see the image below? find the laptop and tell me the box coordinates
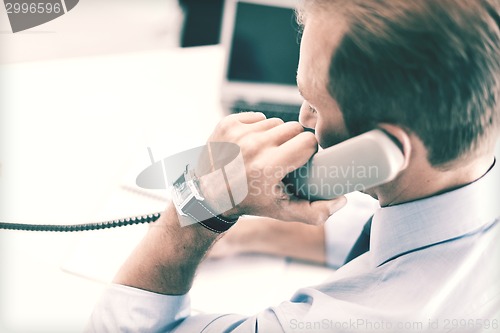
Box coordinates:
[220,0,303,121]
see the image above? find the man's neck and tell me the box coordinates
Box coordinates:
[374,154,495,207]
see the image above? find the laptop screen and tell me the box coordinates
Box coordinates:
[227,2,301,86]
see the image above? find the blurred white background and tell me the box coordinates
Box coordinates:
[0,0,183,63]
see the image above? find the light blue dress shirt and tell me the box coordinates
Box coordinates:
[87,161,500,332]
[324,191,380,268]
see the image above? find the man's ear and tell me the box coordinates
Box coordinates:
[377,123,412,171]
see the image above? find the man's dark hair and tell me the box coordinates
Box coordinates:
[300,0,500,167]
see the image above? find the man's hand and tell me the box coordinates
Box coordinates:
[201,112,346,225]
[113,113,346,296]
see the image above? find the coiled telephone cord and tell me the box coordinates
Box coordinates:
[0,212,162,232]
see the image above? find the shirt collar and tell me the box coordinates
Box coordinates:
[370,159,500,267]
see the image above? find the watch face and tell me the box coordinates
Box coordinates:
[173,173,186,187]
[176,181,192,203]
[172,168,204,215]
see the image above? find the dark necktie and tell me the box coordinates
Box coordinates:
[343,216,373,265]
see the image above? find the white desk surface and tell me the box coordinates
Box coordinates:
[0,46,334,332]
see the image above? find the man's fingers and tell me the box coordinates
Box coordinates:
[282,196,347,225]
[248,117,285,131]
[232,112,267,124]
[209,112,267,142]
[274,131,318,171]
[265,121,305,145]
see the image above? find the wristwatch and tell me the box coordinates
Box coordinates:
[172,165,238,233]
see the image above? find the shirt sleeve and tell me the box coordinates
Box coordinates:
[85,284,191,333]
[324,192,379,268]
[86,283,285,333]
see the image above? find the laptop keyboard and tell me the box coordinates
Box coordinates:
[231,101,301,122]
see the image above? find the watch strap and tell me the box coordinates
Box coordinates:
[183,198,238,233]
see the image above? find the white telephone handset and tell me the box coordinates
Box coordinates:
[284,129,405,200]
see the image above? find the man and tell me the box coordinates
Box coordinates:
[88,0,500,331]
